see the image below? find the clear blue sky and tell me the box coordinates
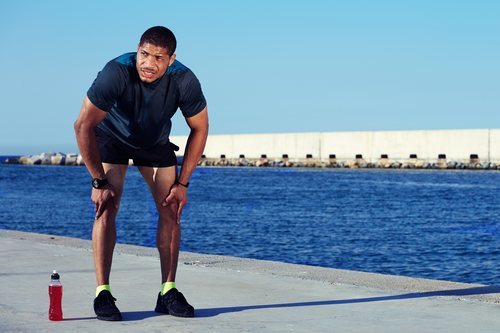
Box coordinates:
[0,0,499,154]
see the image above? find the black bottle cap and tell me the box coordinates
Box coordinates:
[51,270,60,280]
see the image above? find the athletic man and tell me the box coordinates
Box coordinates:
[74,26,208,320]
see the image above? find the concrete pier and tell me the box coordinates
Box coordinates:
[1,229,500,333]
[171,128,500,164]
[5,128,500,169]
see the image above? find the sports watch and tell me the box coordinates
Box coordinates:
[92,178,109,189]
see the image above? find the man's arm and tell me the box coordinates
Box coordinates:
[74,96,117,217]
[164,107,209,223]
[179,106,209,185]
[74,96,108,178]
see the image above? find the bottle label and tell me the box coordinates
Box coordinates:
[48,285,63,321]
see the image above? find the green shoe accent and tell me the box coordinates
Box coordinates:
[161,282,176,296]
[96,284,111,297]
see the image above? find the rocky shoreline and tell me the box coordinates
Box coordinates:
[198,154,496,170]
[3,152,498,170]
[4,152,83,166]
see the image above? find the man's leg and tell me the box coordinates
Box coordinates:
[92,163,127,287]
[92,163,127,321]
[138,166,179,282]
[139,165,194,317]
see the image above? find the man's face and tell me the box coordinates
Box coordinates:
[136,42,175,83]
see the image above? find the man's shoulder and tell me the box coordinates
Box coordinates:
[95,53,135,83]
[168,60,194,77]
[112,52,136,68]
[167,60,199,87]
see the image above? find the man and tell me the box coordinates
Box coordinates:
[74,26,208,321]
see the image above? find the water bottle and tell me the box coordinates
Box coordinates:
[48,270,63,321]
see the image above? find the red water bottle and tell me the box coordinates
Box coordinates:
[48,270,63,321]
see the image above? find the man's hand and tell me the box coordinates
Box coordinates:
[163,184,188,224]
[91,185,118,219]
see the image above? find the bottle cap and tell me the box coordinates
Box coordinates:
[51,270,60,280]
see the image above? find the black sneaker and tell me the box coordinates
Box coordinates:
[93,290,122,321]
[155,288,194,317]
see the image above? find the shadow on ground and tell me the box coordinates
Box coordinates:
[195,286,500,317]
[122,311,161,321]
[60,286,500,321]
[64,311,161,322]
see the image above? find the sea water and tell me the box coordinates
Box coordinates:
[1,163,500,285]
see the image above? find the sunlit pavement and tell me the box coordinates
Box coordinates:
[1,229,499,333]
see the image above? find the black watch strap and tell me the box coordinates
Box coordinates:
[175,180,189,188]
[92,178,109,189]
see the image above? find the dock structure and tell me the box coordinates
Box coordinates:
[1,229,499,333]
[5,129,500,169]
[172,128,500,166]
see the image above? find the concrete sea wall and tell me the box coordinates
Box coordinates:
[5,129,500,169]
[171,129,500,165]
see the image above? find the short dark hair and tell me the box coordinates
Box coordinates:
[139,26,177,56]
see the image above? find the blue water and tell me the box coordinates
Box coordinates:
[1,164,500,285]
[0,155,19,163]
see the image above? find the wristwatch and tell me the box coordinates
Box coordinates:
[92,178,109,189]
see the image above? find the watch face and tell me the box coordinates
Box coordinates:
[92,178,108,189]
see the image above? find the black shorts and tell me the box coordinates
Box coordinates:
[95,128,178,167]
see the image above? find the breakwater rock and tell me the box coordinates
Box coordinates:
[4,152,83,166]
[197,154,500,170]
[4,152,499,170]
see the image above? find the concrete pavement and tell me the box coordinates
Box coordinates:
[1,229,500,333]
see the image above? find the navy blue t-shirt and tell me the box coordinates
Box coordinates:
[87,53,206,149]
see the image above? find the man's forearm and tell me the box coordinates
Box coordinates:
[178,127,208,184]
[75,125,106,179]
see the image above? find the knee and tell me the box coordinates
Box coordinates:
[93,208,117,228]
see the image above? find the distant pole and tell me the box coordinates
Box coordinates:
[488,128,491,163]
